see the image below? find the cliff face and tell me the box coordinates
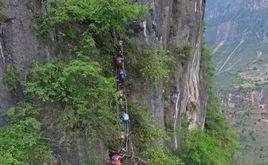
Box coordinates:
[134,0,207,150]
[0,0,207,163]
[0,0,54,125]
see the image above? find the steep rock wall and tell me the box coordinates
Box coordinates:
[0,0,207,163]
[0,0,54,125]
[133,0,207,150]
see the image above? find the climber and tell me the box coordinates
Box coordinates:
[118,95,125,106]
[118,38,124,46]
[119,131,129,140]
[119,88,125,98]
[115,53,124,68]
[118,81,124,89]
[119,70,127,81]
[120,111,129,129]
[111,153,122,165]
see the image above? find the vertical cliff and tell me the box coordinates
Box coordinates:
[132,0,207,150]
[0,0,54,125]
[0,0,208,164]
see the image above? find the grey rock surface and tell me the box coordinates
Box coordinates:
[0,0,53,113]
[134,0,207,150]
[0,0,207,163]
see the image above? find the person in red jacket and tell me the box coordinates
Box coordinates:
[111,153,123,165]
[115,52,124,69]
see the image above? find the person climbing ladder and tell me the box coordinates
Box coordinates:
[109,37,129,165]
[120,111,129,129]
[115,53,124,69]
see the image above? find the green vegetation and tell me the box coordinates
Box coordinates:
[0,0,147,163]
[0,1,8,25]
[26,59,115,108]
[126,39,175,90]
[140,45,174,85]
[179,92,239,165]
[47,0,147,34]
[3,68,20,92]
[215,72,246,89]
[38,0,146,60]
[26,59,121,148]
[129,104,183,164]
[0,106,52,164]
[201,43,215,85]
[0,117,52,164]
[0,0,240,164]
[176,46,193,60]
[176,41,240,165]
[129,104,166,149]
[143,147,183,165]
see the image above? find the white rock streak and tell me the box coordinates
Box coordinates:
[217,39,244,73]
[174,92,180,150]
[0,42,5,66]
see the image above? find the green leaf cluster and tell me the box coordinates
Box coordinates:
[25,59,121,149]
[141,45,175,85]
[126,39,175,89]
[180,92,239,165]
[178,42,239,165]
[0,116,52,164]
[201,43,215,85]
[47,0,147,34]
[38,0,147,58]
[181,130,225,165]
[143,147,183,165]
[3,68,20,91]
[26,59,115,111]
[176,46,193,60]
[129,104,162,148]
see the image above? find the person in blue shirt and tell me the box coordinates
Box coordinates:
[120,111,129,129]
[119,70,127,81]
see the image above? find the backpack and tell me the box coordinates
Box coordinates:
[120,71,127,80]
[112,155,120,164]
[123,113,129,121]
[116,56,122,64]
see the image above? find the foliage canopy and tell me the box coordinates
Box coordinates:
[0,116,52,164]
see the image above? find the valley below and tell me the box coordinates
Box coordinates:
[206,0,268,164]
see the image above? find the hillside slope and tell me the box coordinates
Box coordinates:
[219,89,268,164]
[206,0,268,89]
[206,0,268,164]
[0,0,239,164]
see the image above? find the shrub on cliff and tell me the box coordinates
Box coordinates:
[2,68,20,92]
[0,115,52,164]
[125,38,175,90]
[143,147,183,165]
[38,0,147,59]
[180,91,239,165]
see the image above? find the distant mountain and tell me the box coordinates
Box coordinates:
[206,0,268,89]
